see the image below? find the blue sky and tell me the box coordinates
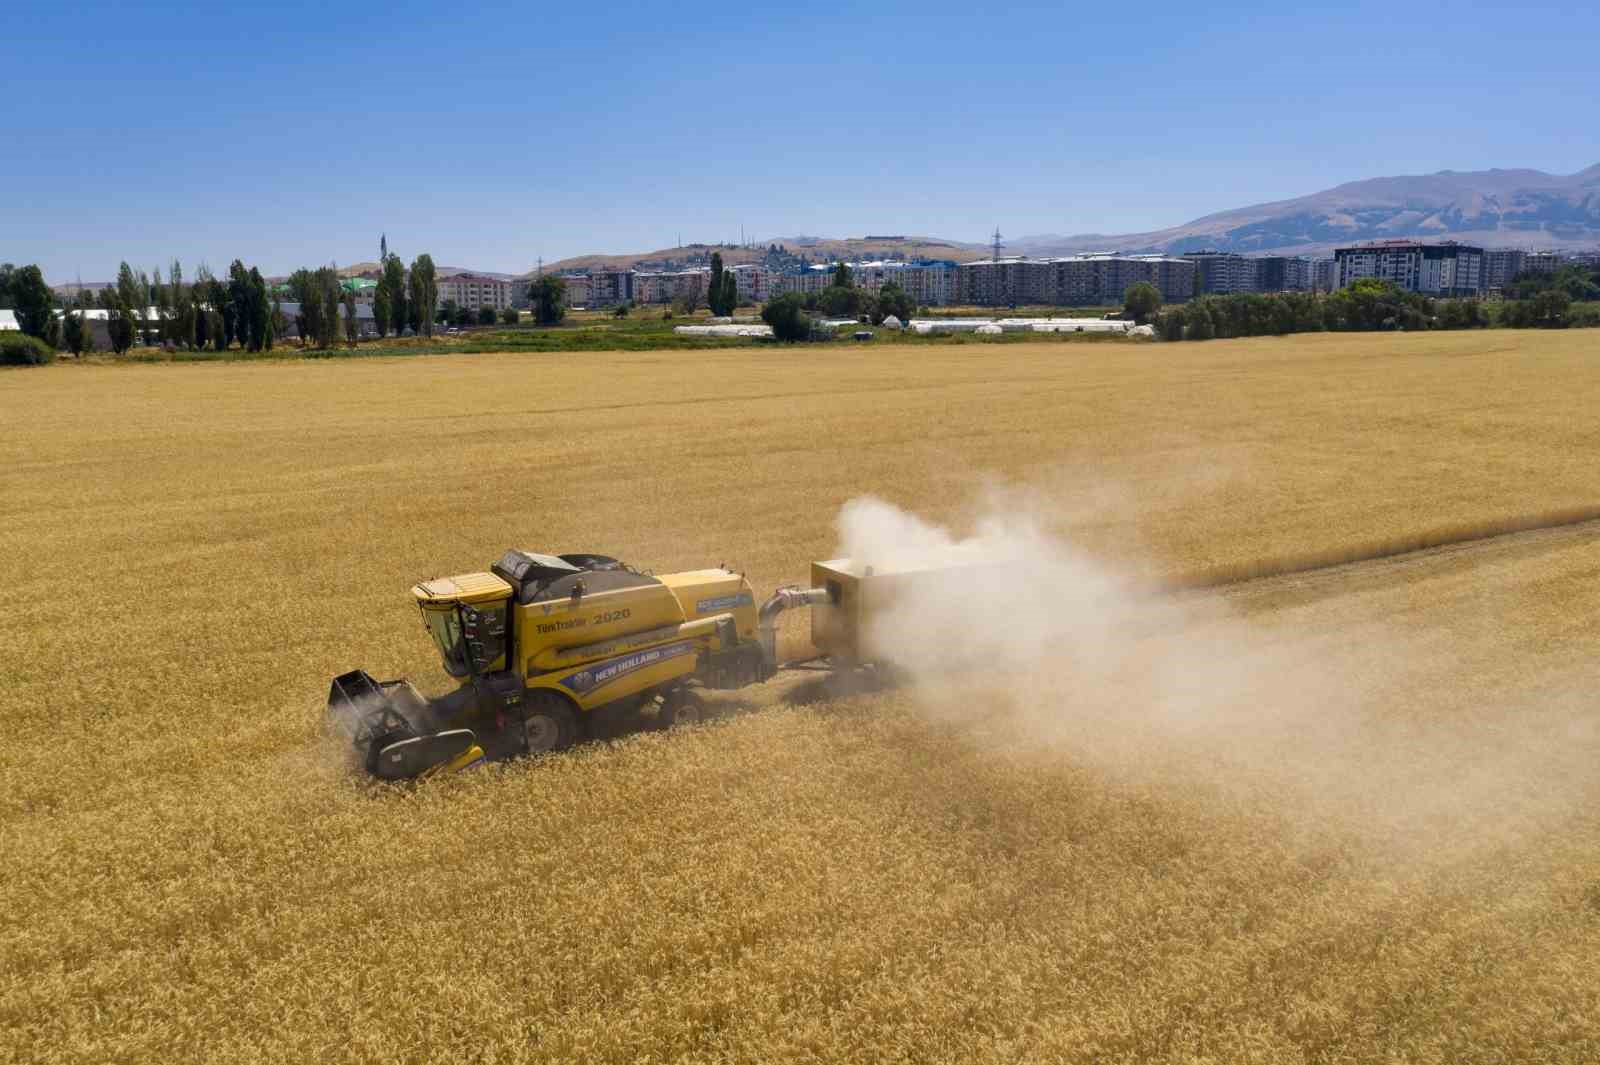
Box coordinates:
[4,0,1597,281]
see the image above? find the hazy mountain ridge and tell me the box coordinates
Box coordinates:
[1011,165,1600,256]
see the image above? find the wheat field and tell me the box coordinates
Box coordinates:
[4,330,1600,1063]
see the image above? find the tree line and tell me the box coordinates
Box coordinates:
[759,263,917,341]
[1154,278,1597,341]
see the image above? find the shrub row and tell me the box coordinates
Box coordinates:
[1,334,55,365]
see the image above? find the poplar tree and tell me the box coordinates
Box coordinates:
[409,254,437,337]
[383,253,407,335]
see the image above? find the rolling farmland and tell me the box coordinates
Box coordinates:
[5,331,1600,1062]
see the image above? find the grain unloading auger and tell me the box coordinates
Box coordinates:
[329,549,885,780]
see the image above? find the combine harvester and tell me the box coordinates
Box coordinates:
[328,549,920,780]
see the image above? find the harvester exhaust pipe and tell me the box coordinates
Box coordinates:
[757,586,831,672]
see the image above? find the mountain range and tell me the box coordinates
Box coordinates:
[1008,164,1600,258]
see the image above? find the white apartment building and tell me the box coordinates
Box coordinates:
[436,273,513,311]
[634,269,710,304]
[1333,241,1484,297]
[559,275,592,307]
[730,264,771,304]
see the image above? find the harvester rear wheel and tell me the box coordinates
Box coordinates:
[522,692,577,754]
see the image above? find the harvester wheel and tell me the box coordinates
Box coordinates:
[661,688,706,728]
[521,693,577,754]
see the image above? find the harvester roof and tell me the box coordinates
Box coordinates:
[412,571,513,605]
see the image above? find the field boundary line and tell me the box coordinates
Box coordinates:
[1167,504,1600,591]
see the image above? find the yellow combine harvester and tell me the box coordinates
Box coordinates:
[330,549,870,780]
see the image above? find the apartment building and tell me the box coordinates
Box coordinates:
[1180,251,1259,294]
[1333,241,1484,297]
[765,261,958,306]
[1312,258,1337,292]
[730,264,771,304]
[558,274,591,307]
[436,272,513,311]
[1062,255,1196,305]
[958,255,1194,307]
[957,258,1057,306]
[634,269,710,304]
[1484,249,1525,290]
[586,269,634,307]
[1521,252,1563,275]
[895,261,959,306]
[1252,256,1315,292]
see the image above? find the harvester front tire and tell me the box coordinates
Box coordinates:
[522,693,577,755]
[661,688,706,729]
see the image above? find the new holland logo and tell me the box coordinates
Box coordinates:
[560,641,697,695]
[695,591,754,614]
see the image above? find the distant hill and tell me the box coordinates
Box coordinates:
[339,261,509,279]
[1011,164,1600,257]
[527,235,988,278]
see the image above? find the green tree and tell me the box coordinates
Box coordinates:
[1123,282,1162,324]
[706,254,739,316]
[116,261,144,321]
[108,302,137,354]
[1530,287,1572,326]
[478,305,498,326]
[1186,299,1216,340]
[62,305,90,355]
[167,260,196,349]
[227,261,252,348]
[0,263,15,308]
[761,293,813,341]
[343,289,360,345]
[874,281,913,324]
[832,261,851,289]
[500,307,519,326]
[534,275,567,325]
[708,253,728,315]
[372,281,391,337]
[246,267,271,351]
[408,254,437,337]
[381,253,407,335]
[9,265,54,338]
[818,284,862,318]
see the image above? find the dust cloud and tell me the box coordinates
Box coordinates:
[831,491,1599,858]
